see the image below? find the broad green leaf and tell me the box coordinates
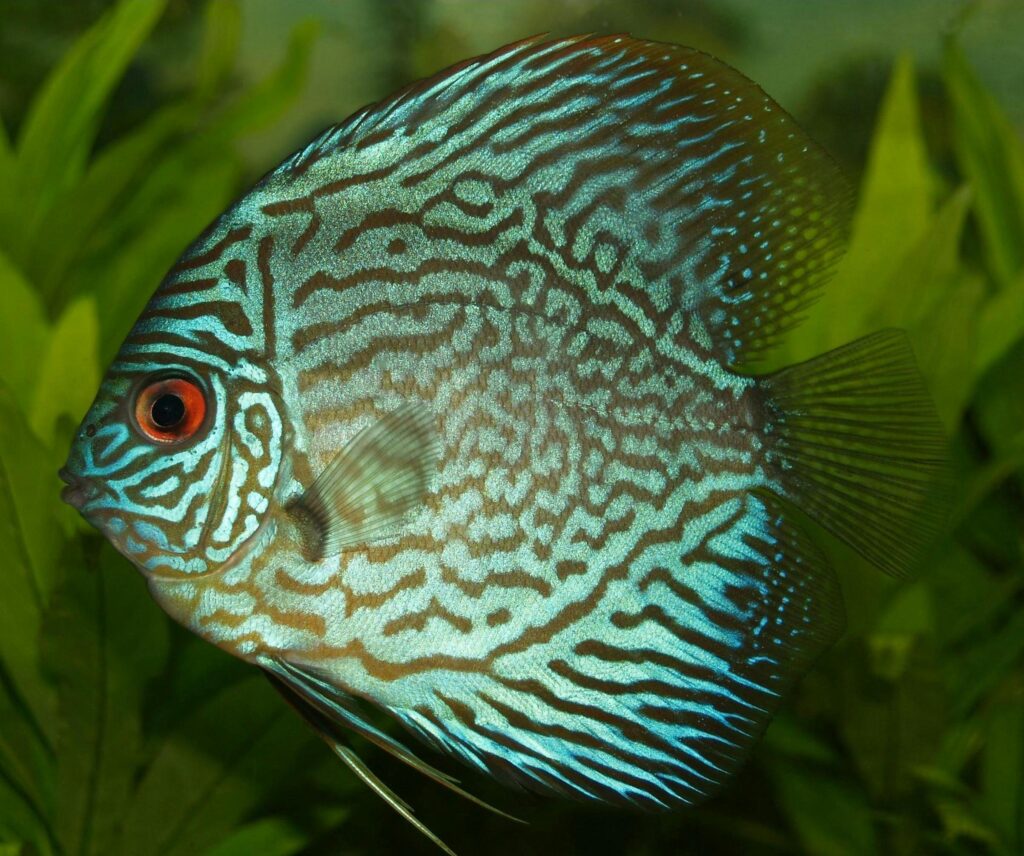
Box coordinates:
[27,5,308,310]
[0,112,11,167]
[841,638,945,800]
[932,795,1004,851]
[202,805,347,856]
[184,18,319,147]
[978,684,1024,854]
[770,763,876,856]
[27,105,195,306]
[29,297,100,448]
[876,581,934,637]
[202,816,315,856]
[197,0,243,102]
[945,42,1024,288]
[957,429,1024,524]
[87,20,315,354]
[120,677,318,856]
[0,252,49,412]
[0,387,62,736]
[974,269,1024,378]
[0,410,56,844]
[0,670,53,856]
[930,547,1018,648]
[762,713,839,765]
[0,113,13,215]
[974,342,1024,460]
[143,634,250,755]
[44,544,169,856]
[890,185,972,328]
[911,270,985,429]
[94,157,242,355]
[13,0,167,251]
[947,609,1024,718]
[0,771,54,856]
[794,55,935,360]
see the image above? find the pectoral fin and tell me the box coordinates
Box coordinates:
[288,403,440,561]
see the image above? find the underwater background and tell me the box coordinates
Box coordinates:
[0,1,1022,854]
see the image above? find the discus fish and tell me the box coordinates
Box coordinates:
[60,35,947,853]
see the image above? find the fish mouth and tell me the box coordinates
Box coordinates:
[58,466,91,510]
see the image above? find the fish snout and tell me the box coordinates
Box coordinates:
[58,466,94,510]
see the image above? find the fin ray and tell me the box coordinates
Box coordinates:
[331,742,458,856]
[761,329,950,576]
[287,403,440,560]
[264,658,521,822]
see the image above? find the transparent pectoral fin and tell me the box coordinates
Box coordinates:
[287,403,441,560]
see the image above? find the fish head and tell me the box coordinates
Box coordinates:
[60,276,290,579]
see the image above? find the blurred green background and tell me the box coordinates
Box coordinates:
[1,1,1023,854]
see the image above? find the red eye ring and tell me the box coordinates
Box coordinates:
[134,377,207,444]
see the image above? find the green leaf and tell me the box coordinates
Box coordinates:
[841,636,946,800]
[947,609,1024,719]
[932,795,1004,851]
[86,19,315,354]
[930,547,1018,649]
[12,0,168,252]
[978,683,1024,854]
[27,105,195,306]
[762,713,840,765]
[974,342,1024,461]
[911,270,985,429]
[0,387,63,735]
[44,544,169,856]
[880,184,972,332]
[29,297,100,448]
[0,769,53,856]
[770,763,877,856]
[0,252,49,413]
[962,432,1024,529]
[201,817,312,856]
[876,581,934,637]
[793,55,935,360]
[192,17,319,148]
[975,269,1024,379]
[945,42,1024,287]
[189,18,319,145]
[119,677,318,856]
[0,670,54,856]
[196,0,243,102]
[93,157,242,355]
[0,112,13,218]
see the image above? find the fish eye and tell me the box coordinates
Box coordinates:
[133,376,207,444]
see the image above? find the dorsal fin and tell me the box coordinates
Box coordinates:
[274,34,852,367]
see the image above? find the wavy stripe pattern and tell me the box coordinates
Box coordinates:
[70,35,848,806]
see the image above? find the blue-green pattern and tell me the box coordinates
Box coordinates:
[62,34,946,823]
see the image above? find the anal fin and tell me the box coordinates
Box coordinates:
[263,657,521,855]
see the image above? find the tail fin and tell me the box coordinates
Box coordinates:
[760,330,950,576]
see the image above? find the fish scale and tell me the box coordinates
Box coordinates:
[63,33,948,852]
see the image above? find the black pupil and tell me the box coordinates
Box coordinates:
[151,393,185,429]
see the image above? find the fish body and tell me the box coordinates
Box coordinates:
[62,35,946,835]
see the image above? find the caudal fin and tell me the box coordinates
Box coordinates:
[760,330,950,576]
